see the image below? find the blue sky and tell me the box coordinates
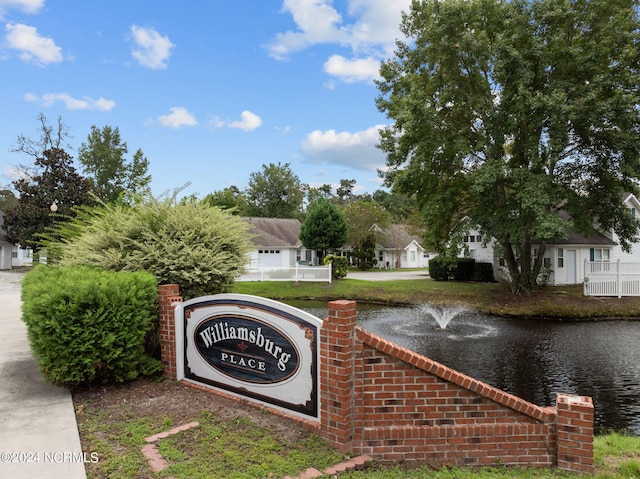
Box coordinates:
[0,0,412,198]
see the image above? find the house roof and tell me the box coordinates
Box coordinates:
[534,211,617,246]
[241,217,302,248]
[547,229,617,246]
[377,224,425,250]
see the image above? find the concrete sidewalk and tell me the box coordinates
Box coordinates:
[0,271,86,479]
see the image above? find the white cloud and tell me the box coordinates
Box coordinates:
[130,25,174,69]
[0,0,43,17]
[156,107,197,128]
[209,110,263,132]
[323,54,380,83]
[5,22,63,65]
[267,0,350,61]
[24,92,115,111]
[229,110,262,132]
[268,0,410,83]
[301,124,387,171]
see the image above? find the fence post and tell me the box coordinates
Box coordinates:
[583,259,588,296]
[617,258,621,298]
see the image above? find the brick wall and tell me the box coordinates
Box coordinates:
[158,289,594,474]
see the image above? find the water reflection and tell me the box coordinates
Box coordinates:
[290,301,640,435]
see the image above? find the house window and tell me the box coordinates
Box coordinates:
[469,235,475,242]
[543,257,551,268]
[476,235,483,242]
[591,248,610,262]
[557,248,564,268]
[463,235,469,242]
[410,251,416,261]
[296,249,301,262]
[378,250,384,262]
[590,248,611,272]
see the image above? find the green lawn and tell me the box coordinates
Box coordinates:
[231,273,640,319]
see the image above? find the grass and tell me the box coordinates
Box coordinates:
[155,412,343,479]
[231,272,640,319]
[76,395,346,479]
[76,401,640,479]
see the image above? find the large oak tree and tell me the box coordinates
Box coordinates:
[376,0,640,293]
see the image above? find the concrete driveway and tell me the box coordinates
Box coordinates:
[346,270,430,281]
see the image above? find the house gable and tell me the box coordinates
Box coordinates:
[242,217,302,248]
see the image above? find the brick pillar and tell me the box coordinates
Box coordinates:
[556,393,594,474]
[320,300,357,451]
[158,284,182,380]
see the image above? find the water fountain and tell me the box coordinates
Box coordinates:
[418,304,470,330]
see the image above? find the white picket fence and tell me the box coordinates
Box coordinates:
[238,264,332,283]
[583,259,640,297]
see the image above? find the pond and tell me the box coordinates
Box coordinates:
[289,301,640,435]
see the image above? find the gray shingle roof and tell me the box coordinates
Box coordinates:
[242,217,302,248]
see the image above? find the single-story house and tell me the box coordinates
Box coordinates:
[462,193,640,285]
[242,217,431,270]
[242,217,319,268]
[370,224,431,269]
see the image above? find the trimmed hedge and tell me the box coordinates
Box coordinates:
[428,256,453,281]
[21,265,162,387]
[453,258,476,281]
[429,257,495,282]
[473,262,495,282]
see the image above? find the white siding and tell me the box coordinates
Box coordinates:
[462,229,496,264]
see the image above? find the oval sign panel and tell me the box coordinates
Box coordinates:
[181,294,321,419]
[194,314,300,384]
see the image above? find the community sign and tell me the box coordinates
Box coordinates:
[178,294,321,419]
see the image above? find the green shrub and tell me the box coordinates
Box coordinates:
[454,258,476,281]
[21,265,162,387]
[323,254,348,280]
[428,256,453,281]
[45,193,253,300]
[473,262,495,282]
